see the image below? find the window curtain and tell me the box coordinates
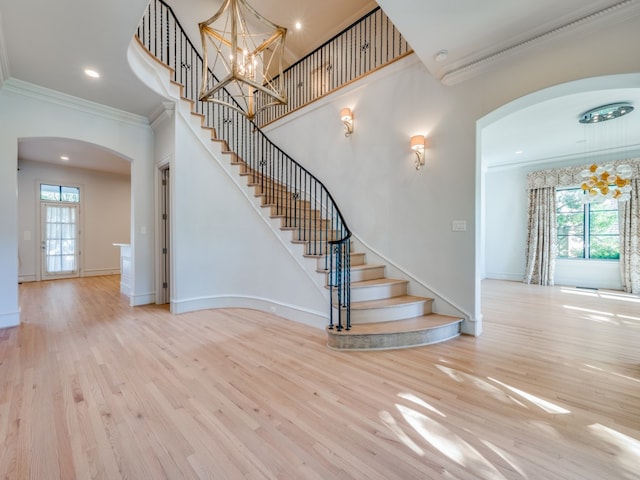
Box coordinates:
[524,186,557,285]
[526,159,640,288]
[619,178,640,293]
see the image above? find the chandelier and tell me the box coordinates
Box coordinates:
[580,163,632,202]
[579,103,634,124]
[199,0,287,120]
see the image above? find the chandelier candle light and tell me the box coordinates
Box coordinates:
[580,163,633,202]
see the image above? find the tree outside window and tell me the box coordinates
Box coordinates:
[556,188,619,259]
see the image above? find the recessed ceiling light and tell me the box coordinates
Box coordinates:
[295,21,302,30]
[515,150,523,155]
[84,69,100,78]
[60,156,69,161]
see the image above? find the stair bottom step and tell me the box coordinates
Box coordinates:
[326,314,462,351]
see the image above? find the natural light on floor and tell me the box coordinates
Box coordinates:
[435,365,526,407]
[583,364,640,383]
[487,378,571,414]
[378,355,638,479]
[395,403,508,480]
[560,288,640,303]
[588,423,640,471]
[562,303,640,326]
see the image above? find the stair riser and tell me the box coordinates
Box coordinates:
[281,221,332,231]
[334,282,407,303]
[268,205,319,216]
[340,301,433,324]
[335,266,385,283]
[327,322,462,350]
[253,186,290,197]
[292,230,342,242]
[314,252,365,269]
[262,198,312,210]
[303,243,333,256]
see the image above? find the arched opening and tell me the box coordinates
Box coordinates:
[477,73,640,314]
[17,137,132,294]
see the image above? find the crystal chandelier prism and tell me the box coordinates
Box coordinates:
[199,0,287,120]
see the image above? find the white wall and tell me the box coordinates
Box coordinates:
[0,81,156,327]
[263,13,640,334]
[17,160,130,282]
[266,57,477,326]
[131,41,329,328]
[170,114,329,325]
[484,167,529,281]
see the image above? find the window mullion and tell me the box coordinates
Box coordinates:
[584,203,590,259]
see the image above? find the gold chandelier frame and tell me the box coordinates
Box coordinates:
[199,0,287,120]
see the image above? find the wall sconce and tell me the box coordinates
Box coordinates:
[410,134,426,170]
[340,108,354,137]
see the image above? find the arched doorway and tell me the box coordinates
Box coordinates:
[17,137,132,287]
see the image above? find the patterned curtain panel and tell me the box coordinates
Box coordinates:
[619,178,640,293]
[524,187,557,285]
[526,159,639,189]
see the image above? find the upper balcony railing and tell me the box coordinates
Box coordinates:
[254,7,412,127]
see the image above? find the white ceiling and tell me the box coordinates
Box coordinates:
[18,138,132,176]
[482,87,640,169]
[1,0,640,175]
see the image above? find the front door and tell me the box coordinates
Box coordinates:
[41,203,80,280]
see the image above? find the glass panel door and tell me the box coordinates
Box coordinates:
[41,203,80,279]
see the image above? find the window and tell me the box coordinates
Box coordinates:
[40,184,80,203]
[556,188,619,259]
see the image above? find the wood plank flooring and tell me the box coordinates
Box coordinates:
[1,276,639,479]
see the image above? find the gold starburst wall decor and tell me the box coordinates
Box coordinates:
[199,0,287,120]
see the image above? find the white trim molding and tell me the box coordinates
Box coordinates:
[0,309,20,329]
[130,291,155,306]
[171,295,328,330]
[441,0,640,86]
[2,78,149,127]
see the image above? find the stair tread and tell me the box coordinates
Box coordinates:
[350,295,432,310]
[325,277,406,289]
[317,263,384,273]
[327,314,462,335]
[350,278,407,288]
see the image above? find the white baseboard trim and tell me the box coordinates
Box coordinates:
[83,268,120,277]
[171,295,328,330]
[485,272,524,282]
[130,292,155,306]
[18,270,120,282]
[0,309,21,329]
[461,314,483,336]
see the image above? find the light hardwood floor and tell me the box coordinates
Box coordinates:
[1,276,639,479]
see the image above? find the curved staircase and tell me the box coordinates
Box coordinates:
[221,141,464,349]
[135,0,464,351]
[185,107,464,349]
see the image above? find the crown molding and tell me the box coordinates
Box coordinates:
[150,101,175,129]
[2,77,150,127]
[441,0,640,86]
[486,144,640,172]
